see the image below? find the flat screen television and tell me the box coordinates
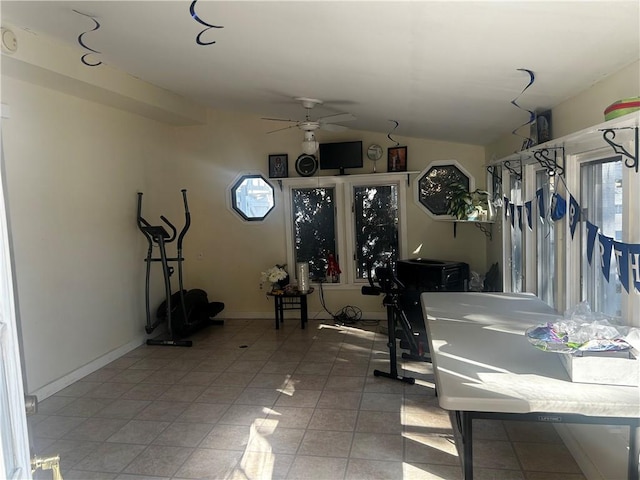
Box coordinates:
[319,140,363,175]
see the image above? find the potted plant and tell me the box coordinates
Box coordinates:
[447,183,492,221]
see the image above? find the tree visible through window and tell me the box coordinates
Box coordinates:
[292,187,336,281]
[354,185,399,279]
[288,176,405,285]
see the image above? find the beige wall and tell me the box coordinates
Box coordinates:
[2,75,170,393]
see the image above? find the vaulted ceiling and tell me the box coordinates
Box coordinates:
[2,1,639,145]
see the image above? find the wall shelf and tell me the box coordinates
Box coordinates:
[277,170,420,187]
[440,218,495,239]
[491,111,639,168]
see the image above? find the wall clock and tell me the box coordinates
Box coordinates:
[295,154,318,177]
[366,144,383,173]
[367,144,383,161]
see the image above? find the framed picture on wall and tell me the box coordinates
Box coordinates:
[268,154,288,178]
[387,146,407,172]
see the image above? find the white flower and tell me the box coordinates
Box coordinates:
[261,265,288,283]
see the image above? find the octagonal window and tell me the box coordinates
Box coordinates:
[414,161,475,218]
[231,174,275,221]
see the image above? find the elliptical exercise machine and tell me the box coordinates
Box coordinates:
[137,189,224,347]
[362,265,430,384]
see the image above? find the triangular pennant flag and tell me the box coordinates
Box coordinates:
[517,205,523,230]
[629,244,640,293]
[550,193,566,221]
[613,241,630,293]
[586,222,598,265]
[509,203,515,227]
[525,201,533,230]
[598,234,613,282]
[569,195,581,239]
[536,188,545,220]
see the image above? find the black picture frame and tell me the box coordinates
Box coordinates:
[387,146,407,172]
[268,154,288,178]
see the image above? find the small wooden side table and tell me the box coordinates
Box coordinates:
[267,287,314,330]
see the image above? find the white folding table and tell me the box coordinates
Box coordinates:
[421,291,640,480]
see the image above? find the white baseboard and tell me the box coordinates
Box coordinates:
[223,311,386,321]
[30,335,146,401]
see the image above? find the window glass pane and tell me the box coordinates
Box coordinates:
[354,185,399,280]
[510,177,523,292]
[580,158,622,316]
[231,175,274,221]
[417,165,470,216]
[292,187,336,281]
[536,172,555,307]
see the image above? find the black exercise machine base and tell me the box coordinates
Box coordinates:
[146,338,193,347]
[402,352,431,362]
[374,369,415,384]
[145,317,225,347]
[362,266,433,386]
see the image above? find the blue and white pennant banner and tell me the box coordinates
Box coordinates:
[504,188,640,293]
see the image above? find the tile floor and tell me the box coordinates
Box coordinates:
[30,317,586,480]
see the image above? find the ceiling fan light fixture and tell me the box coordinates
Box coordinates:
[301,131,318,154]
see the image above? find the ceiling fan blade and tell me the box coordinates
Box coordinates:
[266,125,298,134]
[318,113,356,124]
[262,117,299,123]
[320,124,349,132]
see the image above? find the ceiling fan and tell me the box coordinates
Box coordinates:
[263,97,356,154]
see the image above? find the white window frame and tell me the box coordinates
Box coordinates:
[413,160,475,219]
[522,163,538,296]
[565,144,640,324]
[226,171,276,223]
[501,170,525,293]
[282,173,409,288]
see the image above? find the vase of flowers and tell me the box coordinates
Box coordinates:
[261,264,289,291]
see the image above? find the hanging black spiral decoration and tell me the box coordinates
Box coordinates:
[510,68,536,150]
[189,0,224,46]
[73,10,102,67]
[387,120,400,146]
